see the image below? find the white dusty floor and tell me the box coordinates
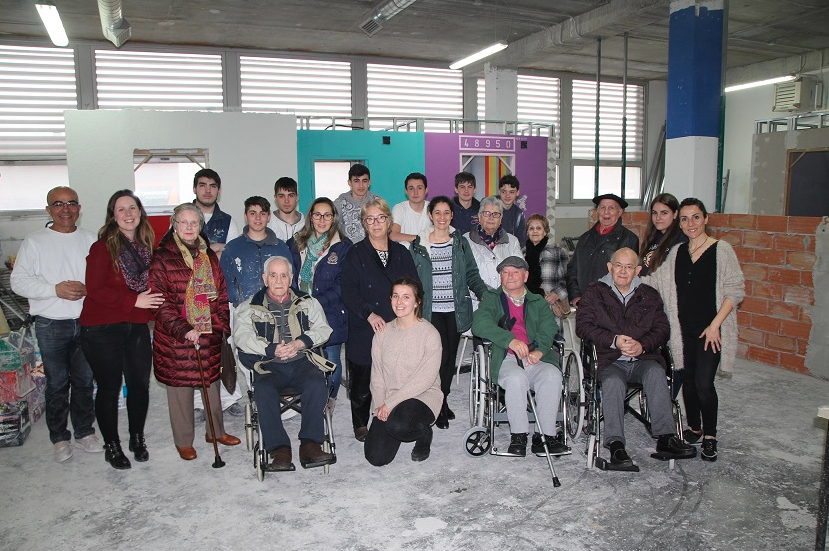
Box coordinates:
[1,358,827,551]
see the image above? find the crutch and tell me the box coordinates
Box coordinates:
[195,340,225,469]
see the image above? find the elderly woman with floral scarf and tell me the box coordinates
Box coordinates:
[149,203,239,461]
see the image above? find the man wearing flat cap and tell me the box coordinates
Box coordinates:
[472,256,570,458]
[566,193,639,307]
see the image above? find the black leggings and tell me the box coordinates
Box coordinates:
[364,399,435,466]
[81,322,152,443]
[430,311,460,399]
[681,331,721,437]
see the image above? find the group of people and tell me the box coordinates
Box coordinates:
[11,163,742,473]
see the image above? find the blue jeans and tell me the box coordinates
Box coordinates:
[326,344,343,400]
[35,317,96,444]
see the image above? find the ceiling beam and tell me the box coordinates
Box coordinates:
[463,0,670,73]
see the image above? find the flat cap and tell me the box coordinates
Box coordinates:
[496,255,529,272]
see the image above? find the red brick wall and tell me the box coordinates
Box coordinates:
[587,211,821,374]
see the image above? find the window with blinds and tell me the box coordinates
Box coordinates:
[367,64,462,132]
[240,56,352,130]
[0,44,77,159]
[94,50,223,110]
[517,75,560,138]
[572,79,643,161]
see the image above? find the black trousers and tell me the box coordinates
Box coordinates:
[364,398,435,466]
[348,360,372,430]
[81,322,152,443]
[681,331,721,437]
[430,311,460,399]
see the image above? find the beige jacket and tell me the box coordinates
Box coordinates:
[644,240,745,373]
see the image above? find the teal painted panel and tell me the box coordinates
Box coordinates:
[296,130,425,211]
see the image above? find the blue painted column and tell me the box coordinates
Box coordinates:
[664,0,725,209]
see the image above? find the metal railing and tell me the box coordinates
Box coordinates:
[296,116,554,136]
[755,111,829,134]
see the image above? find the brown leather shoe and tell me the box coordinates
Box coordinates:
[175,445,197,460]
[299,442,335,469]
[268,447,294,471]
[354,426,368,442]
[205,433,241,446]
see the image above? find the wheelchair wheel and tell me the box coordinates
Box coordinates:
[564,351,584,440]
[586,433,597,469]
[463,427,491,457]
[244,403,253,451]
[468,344,487,427]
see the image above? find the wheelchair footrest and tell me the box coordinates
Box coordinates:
[650,449,696,461]
[264,462,296,472]
[595,456,640,472]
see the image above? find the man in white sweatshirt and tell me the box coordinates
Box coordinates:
[11,186,102,463]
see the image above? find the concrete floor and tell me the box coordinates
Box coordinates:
[1,358,827,551]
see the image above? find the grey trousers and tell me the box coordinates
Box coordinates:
[166,381,225,448]
[599,359,675,447]
[497,354,562,436]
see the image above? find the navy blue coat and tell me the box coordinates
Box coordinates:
[340,238,419,366]
[287,235,352,347]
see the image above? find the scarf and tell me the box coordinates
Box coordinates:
[507,288,527,307]
[524,236,548,296]
[118,234,152,293]
[299,233,326,292]
[173,232,217,334]
[477,224,501,251]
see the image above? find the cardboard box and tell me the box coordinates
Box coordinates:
[0,401,31,447]
[0,332,35,401]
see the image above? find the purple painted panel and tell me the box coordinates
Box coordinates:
[423,133,550,221]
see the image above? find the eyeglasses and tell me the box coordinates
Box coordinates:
[311,212,333,221]
[480,211,502,219]
[364,215,388,225]
[50,200,79,209]
[612,262,636,271]
[176,220,200,229]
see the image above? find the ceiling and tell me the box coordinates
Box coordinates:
[1,0,829,81]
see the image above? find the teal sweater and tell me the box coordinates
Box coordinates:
[471,287,559,381]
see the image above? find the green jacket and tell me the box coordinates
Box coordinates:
[471,287,560,381]
[410,231,488,333]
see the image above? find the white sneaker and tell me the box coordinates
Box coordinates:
[54,441,73,462]
[75,433,104,453]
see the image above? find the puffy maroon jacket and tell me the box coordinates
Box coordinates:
[150,230,230,387]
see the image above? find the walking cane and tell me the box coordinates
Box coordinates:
[195,340,225,468]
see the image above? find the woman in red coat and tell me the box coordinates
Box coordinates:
[149,203,239,461]
[80,190,164,469]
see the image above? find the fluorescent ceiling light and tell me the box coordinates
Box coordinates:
[724,75,795,93]
[36,1,69,47]
[450,42,508,70]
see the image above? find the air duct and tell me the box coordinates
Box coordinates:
[358,0,419,37]
[97,0,131,48]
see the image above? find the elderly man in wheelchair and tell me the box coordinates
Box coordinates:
[471,256,570,458]
[234,256,336,472]
[576,247,694,470]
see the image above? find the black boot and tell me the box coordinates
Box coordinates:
[129,433,149,462]
[104,441,132,470]
[411,426,433,462]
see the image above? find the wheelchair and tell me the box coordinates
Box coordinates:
[578,341,685,472]
[243,361,336,481]
[463,338,578,487]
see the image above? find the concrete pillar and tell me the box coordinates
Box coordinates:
[664,0,725,209]
[483,63,517,134]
